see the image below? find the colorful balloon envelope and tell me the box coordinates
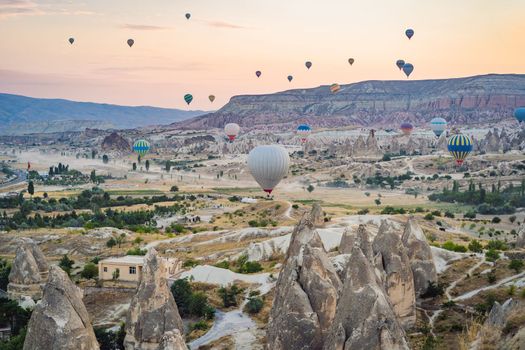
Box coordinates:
[209,95,215,103]
[296,124,312,143]
[248,145,290,195]
[514,107,525,123]
[287,75,293,82]
[448,134,473,166]
[430,117,447,137]
[330,83,341,94]
[184,94,193,105]
[224,123,240,142]
[127,39,134,47]
[255,71,262,78]
[348,58,355,65]
[68,37,74,45]
[305,61,312,69]
[400,122,414,135]
[396,59,405,70]
[405,29,414,39]
[402,63,414,78]
[133,139,150,156]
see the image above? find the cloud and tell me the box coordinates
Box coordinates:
[120,23,168,31]
[0,0,95,19]
[203,20,247,29]
[94,63,209,74]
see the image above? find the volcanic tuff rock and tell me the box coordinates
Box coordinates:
[159,331,187,350]
[173,74,525,131]
[266,205,342,350]
[23,266,99,350]
[7,240,48,300]
[372,221,416,329]
[124,248,186,350]
[323,245,409,350]
[515,223,525,248]
[101,132,131,152]
[401,218,438,297]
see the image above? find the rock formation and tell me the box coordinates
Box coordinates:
[7,240,48,300]
[372,221,416,329]
[101,132,131,152]
[401,217,437,297]
[23,266,99,350]
[515,223,525,248]
[323,245,409,350]
[486,299,520,328]
[159,331,187,350]
[266,205,342,350]
[124,248,186,350]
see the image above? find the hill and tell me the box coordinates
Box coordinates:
[0,93,207,135]
[171,74,525,130]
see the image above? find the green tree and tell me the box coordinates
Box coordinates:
[218,285,241,308]
[27,181,34,197]
[374,199,381,206]
[91,150,97,159]
[102,155,109,164]
[165,161,172,173]
[145,160,150,172]
[307,184,315,193]
[509,260,524,273]
[0,258,11,290]
[468,240,483,253]
[170,278,192,317]
[80,262,99,280]
[90,170,97,183]
[245,297,264,314]
[59,254,74,275]
[170,185,179,192]
[106,237,117,249]
[132,163,137,171]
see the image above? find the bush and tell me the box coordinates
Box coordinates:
[431,210,442,217]
[421,281,445,298]
[485,248,500,262]
[245,297,264,314]
[189,320,209,332]
[183,259,199,268]
[509,260,524,273]
[80,262,98,280]
[492,216,501,223]
[510,215,517,223]
[444,211,455,218]
[218,285,242,308]
[468,240,483,253]
[292,204,299,209]
[238,261,263,274]
[485,240,508,251]
[357,208,369,215]
[464,211,477,219]
[442,241,467,253]
[214,261,230,269]
[424,213,434,221]
[170,185,179,192]
[487,271,497,284]
[126,247,146,256]
[189,292,215,319]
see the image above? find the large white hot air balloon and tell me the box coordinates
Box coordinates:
[248,145,290,195]
[224,123,240,141]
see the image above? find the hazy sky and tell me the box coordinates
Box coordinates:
[1,0,524,110]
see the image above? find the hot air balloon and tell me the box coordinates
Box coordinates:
[405,29,414,39]
[224,123,240,142]
[402,63,414,78]
[430,117,447,137]
[255,71,262,78]
[185,13,191,20]
[514,107,525,123]
[68,37,74,45]
[348,58,355,65]
[287,75,293,82]
[133,139,150,157]
[330,83,341,94]
[396,59,405,70]
[400,122,414,135]
[184,94,193,105]
[296,124,311,143]
[447,134,473,166]
[305,61,312,69]
[248,145,290,195]
[209,95,215,103]
[127,39,134,47]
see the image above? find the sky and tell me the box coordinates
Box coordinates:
[1,0,524,110]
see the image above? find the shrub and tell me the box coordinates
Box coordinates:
[218,285,242,308]
[245,297,264,314]
[126,247,146,256]
[421,281,445,298]
[214,261,230,269]
[509,260,524,273]
[487,271,497,284]
[431,210,442,217]
[183,259,199,268]
[170,185,179,192]
[485,248,500,262]
[292,204,299,209]
[492,217,501,223]
[80,262,98,280]
[357,208,369,215]
[510,215,517,223]
[485,240,508,251]
[464,211,477,219]
[189,320,209,332]
[424,213,434,221]
[444,211,455,218]
[468,240,483,253]
[442,241,467,253]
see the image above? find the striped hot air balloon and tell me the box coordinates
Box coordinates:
[184,94,193,105]
[330,83,341,94]
[296,124,312,143]
[400,122,414,135]
[447,134,472,166]
[430,117,447,137]
[133,139,151,157]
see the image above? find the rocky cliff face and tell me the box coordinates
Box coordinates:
[372,221,416,329]
[124,249,186,350]
[101,132,131,152]
[323,245,409,350]
[23,266,100,350]
[401,218,438,297]
[172,74,525,131]
[266,205,342,350]
[7,240,48,300]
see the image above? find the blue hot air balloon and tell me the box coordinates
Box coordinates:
[430,117,447,137]
[448,134,472,166]
[296,124,312,143]
[405,29,414,39]
[133,139,151,157]
[514,107,525,123]
[396,59,405,70]
[402,63,414,78]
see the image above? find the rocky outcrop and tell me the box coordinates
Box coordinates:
[101,132,131,152]
[266,206,342,350]
[124,249,186,350]
[486,299,519,328]
[159,330,187,350]
[7,240,48,300]
[23,266,99,350]
[401,218,437,297]
[323,245,409,350]
[373,221,416,329]
[515,223,525,248]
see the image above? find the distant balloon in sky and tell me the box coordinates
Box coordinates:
[224,123,240,141]
[402,63,414,78]
[330,83,341,94]
[185,13,191,20]
[396,59,405,70]
[184,94,193,105]
[448,133,473,165]
[348,58,355,66]
[514,107,525,123]
[209,95,215,103]
[68,37,74,45]
[248,145,290,195]
[127,39,134,47]
[296,124,311,143]
[255,71,262,78]
[400,122,414,135]
[430,117,447,137]
[287,75,293,82]
[405,29,414,39]
[305,61,312,69]
[133,139,150,157]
